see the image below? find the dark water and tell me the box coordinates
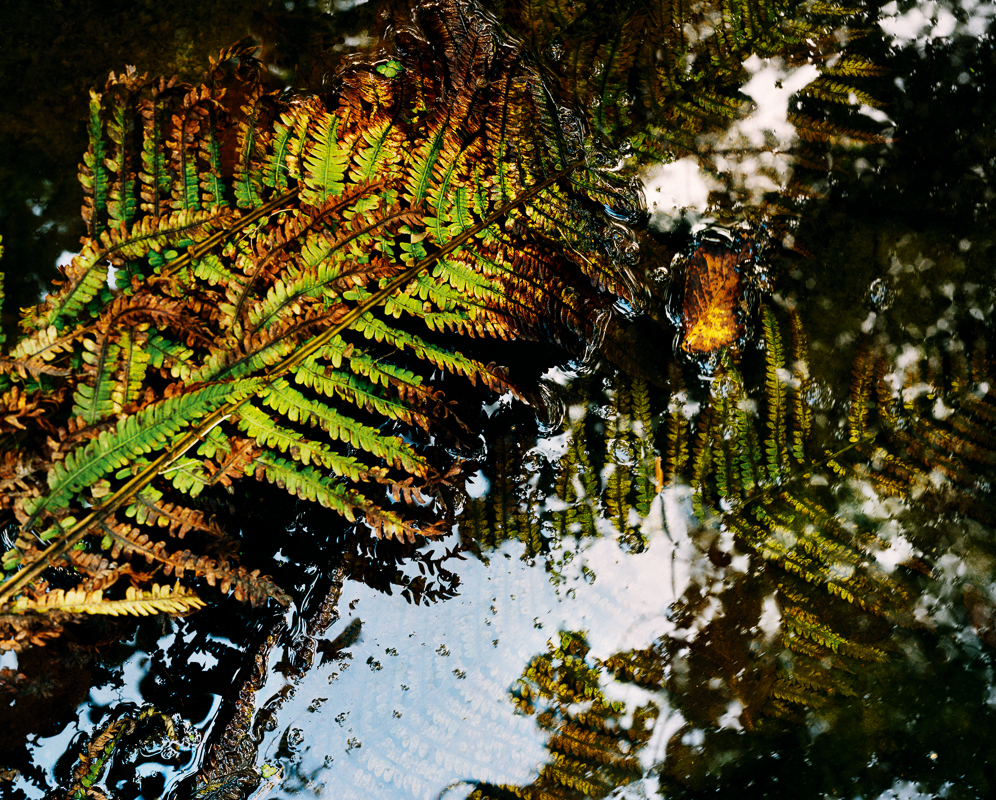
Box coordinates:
[3,1,996,798]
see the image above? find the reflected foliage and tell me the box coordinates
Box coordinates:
[471,630,654,800]
[498,0,884,156]
[459,371,658,558]
[459,298,996,790]
[64,706,186,800]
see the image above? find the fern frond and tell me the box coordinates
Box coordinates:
[138,81,174,217]
[550,409,598,542]
[168,87,206,212]
[262,103,305,194]
[80,89,111,237]
[788,309,812,464]
[100,520,287,605]
[292,358,433,430]
[761,306,788,479]
[111,325,151,411]
[603,384,635,538]
[664,363,690,479]
[9,582,205,617]
[105,92,140,228]
[821,55,888,78]
[23,379,261,527]
[848,342,875,441]
[349,111,404,184]
[233,80,269,209]
[26,206,235,333]
[802,78,882,108]
[71,334,120,424]
[252,452,423,542]
[691,404,716,520]
[301,109,351,204]
[126,488,228,539]
[257,378,427,476]
[351,312,511,394]
[782,605,887,661]
[236,402,376,481]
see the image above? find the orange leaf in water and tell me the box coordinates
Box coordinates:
[681,243,744,354]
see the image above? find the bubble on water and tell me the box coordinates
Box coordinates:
[868,277,895,310]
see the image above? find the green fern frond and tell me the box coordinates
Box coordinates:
[80,89,111,237]
[351,312,510,394]
[300,109,352,203]
[782,605,887,661]
[138,83,173,218]
[822,55,889,78]
[550,410,598,542]
[252,452,423,542]
[291,358,433,430]
[349,111,404,184]
[690,416,715,521]
[24,379,261,527]
[64,708,179,800]
[631,378,658,517]
[664,364,691,479]
[788,309,812,463]
[603,386,636,539]
[105,94,139,228]
[257,378,427,476]
[112,325,151,411]
[236,402,374,480]
[197,108,226,207]
[848,342,875,441]
[27,206,235,333]
[262,105,301,194]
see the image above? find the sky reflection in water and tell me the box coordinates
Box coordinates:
[259,485,741,799]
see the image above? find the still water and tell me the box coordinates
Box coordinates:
[3,0,996,798]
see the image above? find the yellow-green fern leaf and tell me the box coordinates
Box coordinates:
[761,306,788,479]
[10,582,205,617]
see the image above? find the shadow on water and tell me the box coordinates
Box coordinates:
[3,0,996,798]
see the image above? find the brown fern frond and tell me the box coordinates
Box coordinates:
[100,521,288,606]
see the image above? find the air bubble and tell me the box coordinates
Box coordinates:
[868,277,895,310]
